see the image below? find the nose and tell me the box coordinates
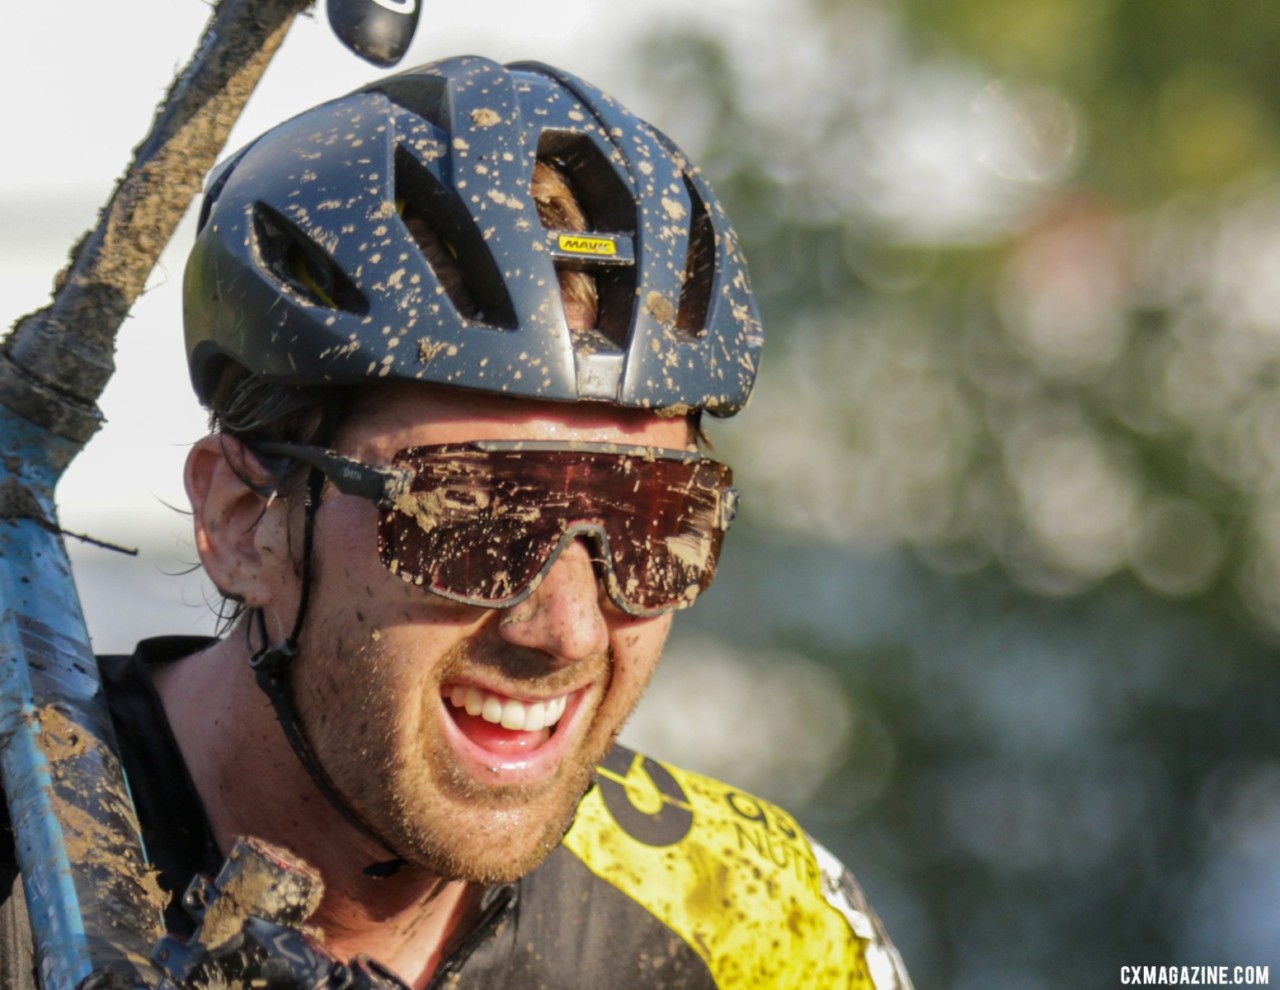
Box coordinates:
[497,538,610,662]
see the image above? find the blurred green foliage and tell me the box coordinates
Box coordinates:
[902,0,1280,199]
[629,1,1280,986]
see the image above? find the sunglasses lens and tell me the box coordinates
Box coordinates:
[603,465,728,612]
[376,446,732,614]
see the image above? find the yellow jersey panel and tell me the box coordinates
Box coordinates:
[563,748,913,990]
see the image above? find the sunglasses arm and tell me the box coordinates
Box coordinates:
[253,441,412,509]
[720,487,740,531]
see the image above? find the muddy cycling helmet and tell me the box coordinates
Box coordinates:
[185,55,762,417]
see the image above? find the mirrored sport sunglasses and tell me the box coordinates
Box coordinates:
[254,439,738,617]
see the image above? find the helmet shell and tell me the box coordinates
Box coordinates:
[185,56,762,416]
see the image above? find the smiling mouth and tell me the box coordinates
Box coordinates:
[447,685,569,732]
[443,684,573,759]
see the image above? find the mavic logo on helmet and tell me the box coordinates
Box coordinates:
[371,0,416,12]
[558,234,619,258]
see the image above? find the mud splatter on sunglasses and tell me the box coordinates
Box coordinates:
[253,440,738,617]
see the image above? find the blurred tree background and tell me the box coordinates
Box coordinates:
[617,1,1280,986]
[15,0,1278,984]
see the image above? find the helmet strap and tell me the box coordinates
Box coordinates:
[248,464,408,878]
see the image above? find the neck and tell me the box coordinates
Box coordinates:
[308,866,484,988]
[152,633,479,987]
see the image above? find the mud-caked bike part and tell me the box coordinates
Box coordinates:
[152,836,411,990]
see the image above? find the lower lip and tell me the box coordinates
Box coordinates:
[438,689,588,784]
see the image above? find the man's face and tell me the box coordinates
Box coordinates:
[263,384,692,882]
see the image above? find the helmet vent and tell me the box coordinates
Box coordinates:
[676,181,715,337]
[534,133,636,349]
[536,131,634,232]
[394,147,517,329]
[370,75,451,133]
[591,268,636,350]
[252,205,367,314]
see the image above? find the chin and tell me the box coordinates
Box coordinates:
[399,798,582,883]
[384,754,600,883]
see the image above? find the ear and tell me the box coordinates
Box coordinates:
[185,435,289,607]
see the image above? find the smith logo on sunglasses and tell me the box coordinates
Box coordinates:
[253,440,738,617]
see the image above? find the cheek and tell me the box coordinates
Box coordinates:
[311,498,413,612]
[609,616,674,691]
[300,626,430,751]
[322,498,380,568]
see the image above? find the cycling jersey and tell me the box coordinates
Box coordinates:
[1,637,913,989]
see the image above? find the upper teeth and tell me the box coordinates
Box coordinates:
[448,685,569,732]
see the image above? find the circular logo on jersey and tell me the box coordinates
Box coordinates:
[595,749,694,847]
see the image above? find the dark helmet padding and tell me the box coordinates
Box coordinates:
[185,56,762,416]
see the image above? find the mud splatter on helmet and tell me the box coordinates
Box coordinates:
[184,55,762,418]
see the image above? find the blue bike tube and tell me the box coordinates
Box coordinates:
[0,2,412,983]
[0,402,164,990]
